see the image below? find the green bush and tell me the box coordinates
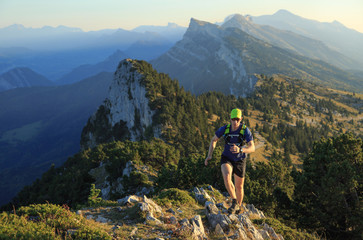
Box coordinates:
[253,217,320,240]
[157,188,195,206]
[86,184,118,208]
[0,212,59,240]
[123,171,151,193]
[4,203,113,240]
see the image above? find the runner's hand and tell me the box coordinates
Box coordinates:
[230,144,240,154]
[205,156,212,166]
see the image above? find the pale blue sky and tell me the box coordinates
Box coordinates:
[1,0,362,33]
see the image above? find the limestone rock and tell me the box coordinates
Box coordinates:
[180,218,192,230]
[236,225,249,240]
[167,208,176,215]
[193,187,215,205]
[145,213,163,225]
[206,211,231,230]
[143,195,162,214]
[259,229,271,239]
[190,215,207,240]
[215,223,225,236]
[96,215,110,223]
[246,204,265,219]
[262,223,282,240]
[169,216,178,225]
[117,195,141,205]
[205,201,219,215]
[239,214,264,240]
[122,161,133,177]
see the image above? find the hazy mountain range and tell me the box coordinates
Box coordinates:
[252,9,363,67]
[151,18,363,95]
[1,9,363,206]
[0,23,185,51]
[0,23,186,81]
[222,14,361,70]
[1,9,363,84]
[55,50,128,85]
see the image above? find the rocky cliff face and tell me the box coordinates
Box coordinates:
[151,18,257,97]
[81,59,160,149]
[107,59,155,138]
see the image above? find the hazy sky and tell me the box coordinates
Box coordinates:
[1,0,363,33]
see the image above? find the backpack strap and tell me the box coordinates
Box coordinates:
[224,124,231,135]
[223,123,246,145]
[241,124,246,136]
[224,123,246,136]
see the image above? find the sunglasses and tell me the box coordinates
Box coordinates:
[231,118,241,121]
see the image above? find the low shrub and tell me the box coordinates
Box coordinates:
[0,212,58,240]
[253,217,320,240]
[157,188,195,206]
[2,203,112,240]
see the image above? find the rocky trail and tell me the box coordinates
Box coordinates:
[77,186,283,240]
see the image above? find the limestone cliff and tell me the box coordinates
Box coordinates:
[80,59,160,149]
[151,18,257,97]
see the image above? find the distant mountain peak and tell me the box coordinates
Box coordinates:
[6,24,26,30]
[252,9,363,67]
[271,9,306,21]
[187,18,221,36]
[167,22,179,28]
[222,14,252,29]
[189,18,211,27]
[245,15,253,21]
[0,67,53,92]
[40,25,83,32]
[274,9,294,16]
[228,14,245,22]
[221,14,254,28]
[331,20,345,27]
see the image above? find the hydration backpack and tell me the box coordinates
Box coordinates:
[223,123,246,146]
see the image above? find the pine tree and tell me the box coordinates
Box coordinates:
[294,134,363,239]
[88,184,102,207]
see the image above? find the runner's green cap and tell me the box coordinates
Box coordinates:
[230,108,242,119]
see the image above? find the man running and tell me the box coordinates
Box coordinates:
[205,108,255,214]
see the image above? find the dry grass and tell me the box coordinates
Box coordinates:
[301,88,359,114]
[326,88,363,98]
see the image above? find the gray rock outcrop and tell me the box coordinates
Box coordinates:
[81,59,161,150]
[204,199,284,240]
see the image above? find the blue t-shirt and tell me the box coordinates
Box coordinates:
[215,124,253,161]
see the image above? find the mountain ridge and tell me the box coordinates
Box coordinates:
[0,67,53,92]
[252,9,363,67]
[56,50,128,85]
[222,14,362,71]
[152,18,363,96]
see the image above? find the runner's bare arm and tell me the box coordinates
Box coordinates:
[205,135,219,166]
